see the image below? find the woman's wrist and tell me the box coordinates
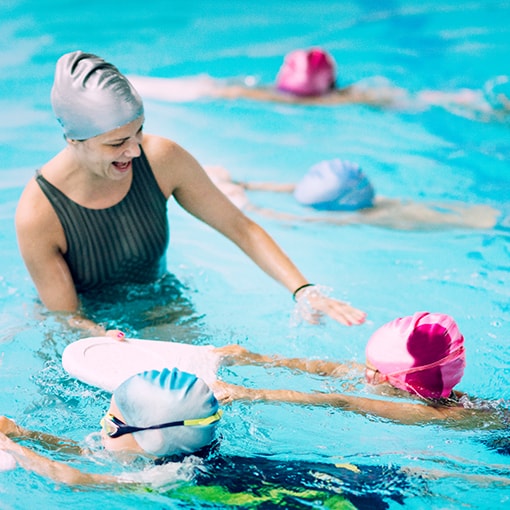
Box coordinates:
[292,283,316,301]
[291,284,333,325]
[68,315,106,336]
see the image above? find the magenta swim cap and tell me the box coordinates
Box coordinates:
[275,48,336,97]
[365,312,466,399]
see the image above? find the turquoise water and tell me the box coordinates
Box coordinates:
[1,0,510,508]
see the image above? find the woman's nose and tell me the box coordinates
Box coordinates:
[123,137,141,158]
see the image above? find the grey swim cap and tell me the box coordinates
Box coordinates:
[114,368,220,457]
[51,51,144,140]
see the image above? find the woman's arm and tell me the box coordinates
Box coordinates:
[15,180,109,334]
[147,136,365,326]
[15,179,80,313]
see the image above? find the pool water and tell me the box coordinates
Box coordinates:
[1,0,509,508]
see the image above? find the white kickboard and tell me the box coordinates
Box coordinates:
[62,337,220,392]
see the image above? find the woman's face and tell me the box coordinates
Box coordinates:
[70,115,145,181]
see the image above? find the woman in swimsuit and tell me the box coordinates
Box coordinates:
[15,51,366,335]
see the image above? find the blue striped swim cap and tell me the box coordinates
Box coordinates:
[114,368,219,457]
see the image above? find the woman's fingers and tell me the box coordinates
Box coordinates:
[295,286,366,326]
[105,330,126,341]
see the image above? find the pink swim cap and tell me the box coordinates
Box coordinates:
[275,48,336,97]
[365,312,466,399]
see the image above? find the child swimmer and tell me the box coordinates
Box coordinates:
[1,312,508,485]
[205,159,500,231]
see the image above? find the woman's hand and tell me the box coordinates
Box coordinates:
[294,285,366,326]
[105,330,126,341]
[309,296,366,326]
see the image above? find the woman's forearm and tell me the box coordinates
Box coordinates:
[67,314,107,336]
[233,219,308,292]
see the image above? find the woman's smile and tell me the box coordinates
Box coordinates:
[112,160,132,172]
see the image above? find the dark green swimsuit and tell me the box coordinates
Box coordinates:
[36,148,169,293]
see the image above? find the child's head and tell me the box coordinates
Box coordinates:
[102,368,221,457]
[275,48,336,97]
[485,75,510,111]
[293,159,375,210]
[365,312,466,399]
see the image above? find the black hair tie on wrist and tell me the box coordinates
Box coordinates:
[292,283,315,302]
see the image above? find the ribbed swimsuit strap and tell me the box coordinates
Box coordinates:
[35,148,169,292]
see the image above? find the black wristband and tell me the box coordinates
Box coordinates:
[292,283,315,302]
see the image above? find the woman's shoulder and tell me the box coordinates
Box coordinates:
[143,134,203,171]
[141,134,187,162]
[15,176,64,247]
[17,174,50,216]
[141,134,202,197]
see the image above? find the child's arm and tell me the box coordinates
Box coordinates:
[0,416,83,454]
[236,181,296,193]
[0,431,118,486]
[215,345,362,378]
[215,383,476,425]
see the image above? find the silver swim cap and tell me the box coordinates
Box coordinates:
[51,51,144,140]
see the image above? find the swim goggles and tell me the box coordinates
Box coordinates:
[100,410,223,438]
[365,346,465,397]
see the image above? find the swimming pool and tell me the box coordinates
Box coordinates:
[1,0,509,508]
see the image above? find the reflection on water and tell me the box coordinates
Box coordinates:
[80,273,207,341]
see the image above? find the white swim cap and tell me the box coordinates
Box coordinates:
[114,368,220,457]
[294,159,375,210]
[51,51,144,140]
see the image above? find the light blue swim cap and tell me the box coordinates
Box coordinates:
[51,51,144,140]
[114,368,219,457]
[484,75,510,110]
[293,159,375,210]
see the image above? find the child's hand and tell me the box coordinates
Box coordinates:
[0,416,20,436]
